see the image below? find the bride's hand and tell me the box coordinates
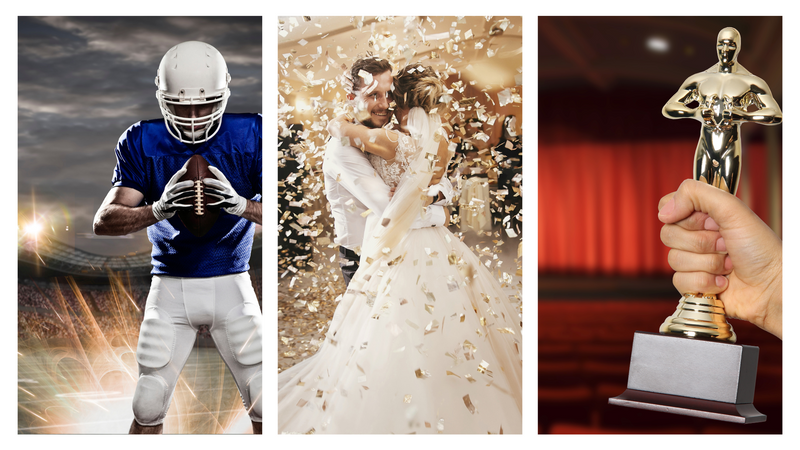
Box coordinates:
[327,114,355,139]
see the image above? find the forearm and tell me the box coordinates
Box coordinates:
[94,203,158,236]
[240,199,262,225]
[740,107,782,125]
[341,122,398,161]
[662,102,698,120]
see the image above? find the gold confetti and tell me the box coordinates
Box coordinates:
[448,252,458,265]
[360,209,373,218]
[463,394,476,414]
[424,304,434,314]
[316,389,323,398]
[415,368,431,379]
[446,371,461,378]
[497,327,516,335]
[404,395,412,403]
[424,319,440,335]
[447,277,459,292]
[465,374,477,383]
[477,360,493,377]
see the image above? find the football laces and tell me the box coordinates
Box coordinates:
[193,180,205,216]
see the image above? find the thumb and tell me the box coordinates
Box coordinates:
[658,179,741,227]
[167,167,188,186]
[208,165,229,183]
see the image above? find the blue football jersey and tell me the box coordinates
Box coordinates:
[112,113,262,277]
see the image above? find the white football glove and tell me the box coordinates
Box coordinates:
[152,164,194,222]
[204,166,248,216]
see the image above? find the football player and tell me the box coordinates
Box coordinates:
[93,41,262,434]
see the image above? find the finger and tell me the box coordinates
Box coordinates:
[205,191,230,202]
[658,179,747,227]
[207,199,232,207]
[660,224,724,254]
[167,167,189,185]
[169,180,194,191]
[166,198,194,210]
[668,249,733,275]
[657,192,675,211]
[207,166,230,184]
[203,179,230,192]
[672,211,712,232]
[672,271,729,296]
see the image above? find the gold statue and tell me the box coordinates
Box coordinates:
[660,27,782,342]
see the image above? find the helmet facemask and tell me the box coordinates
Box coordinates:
[157,90,230,144]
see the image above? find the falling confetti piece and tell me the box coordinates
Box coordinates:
[463,394,476,414]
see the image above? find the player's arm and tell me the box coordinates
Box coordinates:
[93,187,156,236]
[327,115,399,161]
[240,199,262,225]
[662,76,703,120]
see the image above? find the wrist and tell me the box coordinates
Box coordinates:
[224,195,247,217]
[152,200,172,222]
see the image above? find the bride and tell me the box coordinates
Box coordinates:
[278,64,522,434]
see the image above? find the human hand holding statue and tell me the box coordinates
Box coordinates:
[658,179,782,339]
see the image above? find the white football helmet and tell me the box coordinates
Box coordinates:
[155,41,231,144]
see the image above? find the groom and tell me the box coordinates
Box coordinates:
[323,56,453,285]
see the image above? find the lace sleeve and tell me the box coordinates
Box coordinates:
[367,132,416,189]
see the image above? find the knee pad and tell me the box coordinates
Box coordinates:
[226,303,262,366]
[246,371,262,421]
[132,374,170,426]
[136,308,175,369]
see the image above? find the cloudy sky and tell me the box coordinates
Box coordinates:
[17,16,261,256]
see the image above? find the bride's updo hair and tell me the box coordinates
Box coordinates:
[393,65,445,113]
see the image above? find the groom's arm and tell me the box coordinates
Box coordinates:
[326,138,392,216]
[326,139,445,227]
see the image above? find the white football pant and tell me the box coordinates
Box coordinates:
[132,272,262,426]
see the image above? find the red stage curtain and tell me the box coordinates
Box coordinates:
[538,140,771,276]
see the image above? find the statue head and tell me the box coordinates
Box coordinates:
[716,27,741,69]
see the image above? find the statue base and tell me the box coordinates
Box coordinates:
[608,331,765,424]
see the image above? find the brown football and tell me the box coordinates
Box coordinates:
[177,154,220,237]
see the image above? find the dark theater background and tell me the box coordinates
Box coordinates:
[538,16,782,434]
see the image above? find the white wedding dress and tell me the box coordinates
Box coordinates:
[278,108,522,434]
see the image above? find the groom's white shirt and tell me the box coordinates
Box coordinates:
[324,137,453,253]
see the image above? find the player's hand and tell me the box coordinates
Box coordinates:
[658,179,783,339]
[204,166,247,216]
[152,163,194,221]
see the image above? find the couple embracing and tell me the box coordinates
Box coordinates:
[278,56,522,434]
